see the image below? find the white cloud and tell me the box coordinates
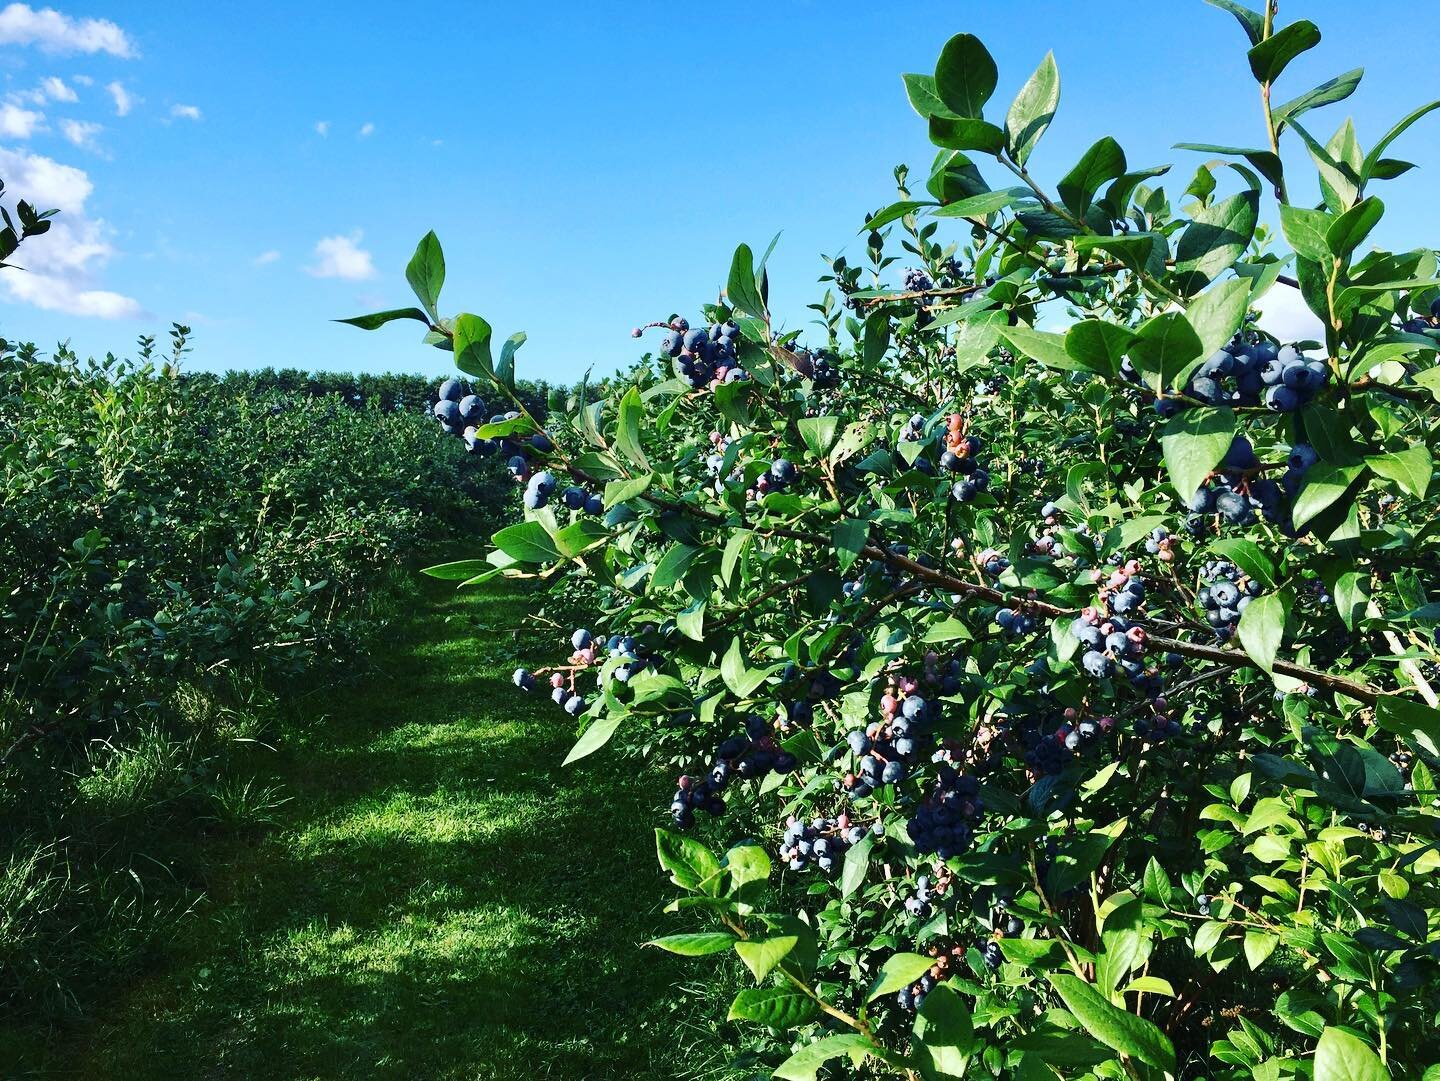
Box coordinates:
[39,75,75,101]
[169,103,200,121]
[71,73,90,86]
[1255,282,1326,344]
[305,231,375,280]
[0,144,142,318]
[59,117,100,150]
[0,102,43,137]
[104,80,133,116]
[358,121,374,138]
[252,249,280,266]
[0,4,135,57]
[314,119,329,137]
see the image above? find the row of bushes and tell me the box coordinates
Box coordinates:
[0,338,530,1016]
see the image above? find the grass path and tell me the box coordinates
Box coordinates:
[52,578,727,1080]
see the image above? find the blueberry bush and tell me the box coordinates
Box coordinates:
[349,6,1440,1077]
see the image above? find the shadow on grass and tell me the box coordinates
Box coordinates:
[41,579,735,1081]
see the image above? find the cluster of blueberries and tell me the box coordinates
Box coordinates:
[907,764,984,859]
[778,812,876,873]
[844,678,950,796]
[1399,296,1440,335]
[902,267,934,293]
[1198,560,1264,642]
[754,457,797,499]
[1144,526,1177,562]
[1144,337,1331,416]
[1133,705,1183,742]
[977,548,1010,577]
[1186,437,1317,532]
[895,414,991,501]
[903,873,939,919]
[431,377,552,465]
[894,943,968,1013]
[517,469,606,515]
[994,606,1039,636]
[1071,584,1161,695]
[1020,709,1115,777]
[649,317,749,390]
[670,715,798,828]
[789,346,841,388]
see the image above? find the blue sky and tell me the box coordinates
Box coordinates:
[0,1,1436,384]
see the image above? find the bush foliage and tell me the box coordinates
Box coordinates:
[351,6,1440,1079]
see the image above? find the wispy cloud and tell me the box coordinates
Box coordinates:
[314,119,329,137]
[0,144,142,318]
[358,121,374,138]
[169,102,200,121]
[105,80,134,116]
[59,117,101,151]
[252,249,281,266]
[305,231,375,280]
[0,4,136,57]
[0,101,44,138]
[39,74,75,101]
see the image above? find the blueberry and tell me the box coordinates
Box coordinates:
[437,377,466,402]
[1265,385,1300,412]
[563,487,586,510]
[659,330,684,357]
[1287,443,1319,473]
[512,668,535,690]
[458,394,488,424]
[433,400,462,426]
[571,628,592,650]
[584,493,605,515]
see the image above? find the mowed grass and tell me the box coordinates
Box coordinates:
[29,579,742,1080]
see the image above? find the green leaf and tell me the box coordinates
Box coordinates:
[405,230,445,318]
[721,637,768,697]
[646,932,735,956]
[563,715,620,765]
[772,1034,874,1080]
[1238,590,1289,675]
[1130,311,1205,392]
[1057,136,1126,217]
[833,519,868,572]
[840,831,873,899]
[1373,696,1440,757]
[727,987,819,1029]
[604,473,653,507]
[491,520,560,564]
[723,843,771,891]
[1273,68,1363,130]
[934,33,997,119]
[452,312,494,380]
[420,558,491,581]
[655,828,721,892]
[864,200,938,231]
[1065,321,1133,377]
[798,416,841,457]
[1047,974,1176,1072]
[1244,930,1279,970]
[615,386,650,470]
[1327,196,1384,260]
[1367,446,1431,498]
[727,243,767,320]
[928,116,1005,154]
[1175,143,1284,195]
[902,73,953,120]
[1174,190,1259,291]
[1278,204,1330,263]
[931,189,1022,219]
[335,306,432,331]
[651,543,700,591]
[1361,100,1440,182]
[912,984,975,1080]
[734,936,797,982]
[1004,325,1090,372]
[1330,570,1369,631]
[1291,463,1367,529]
[1313,1027,1389,1081]
[1004,51,1060,167]
[1161,406,1235,503]
[1248,20,1321,84]
[867,953,937,1001]
[1209,538,1275,588]
[1204,0,1264,45]
[496,331,525,391]
[1183,278,1253,375]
